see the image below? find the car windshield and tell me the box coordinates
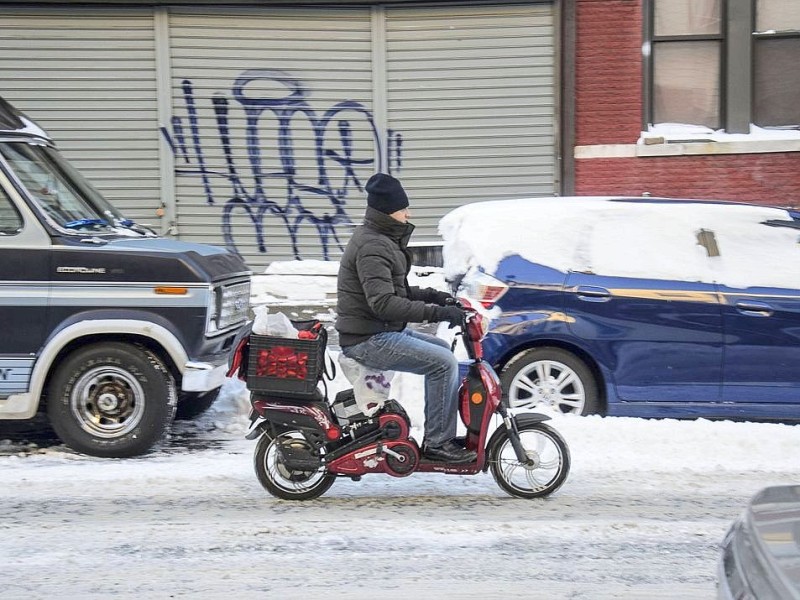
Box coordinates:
[0,141,148,235]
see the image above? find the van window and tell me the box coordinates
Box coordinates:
[0,142,100,227]
[0,185,23,235]
[0,142,122,232]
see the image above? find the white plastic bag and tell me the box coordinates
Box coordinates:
[251,305,270,335]
[337,354,394,417]
[251,306,300,338]
[266,312,299,338]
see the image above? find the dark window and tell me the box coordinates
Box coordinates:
[753,0,800,127]
[650,0,722,128]
[645,0,800,132]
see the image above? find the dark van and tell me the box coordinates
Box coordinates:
[0,97,251,457]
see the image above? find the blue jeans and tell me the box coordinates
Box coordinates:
[340,328,460,447]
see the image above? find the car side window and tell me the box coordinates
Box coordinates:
[582,206,712,282]
[0,184,23,236]
[707,215,800,289]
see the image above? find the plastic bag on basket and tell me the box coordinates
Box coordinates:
[337,354,394,417]
[267,313,300,338]
[251,305,270,335]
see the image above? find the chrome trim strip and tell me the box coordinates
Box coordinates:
[0,357,34,396]
[0,282,211,308]
[0,280,210,288]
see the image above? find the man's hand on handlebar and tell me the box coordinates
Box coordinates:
[430,289,456,306]
[435,305,467,328]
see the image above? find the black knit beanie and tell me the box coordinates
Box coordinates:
[365,173,409,215]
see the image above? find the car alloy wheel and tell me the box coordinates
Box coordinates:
[501,347,600,415]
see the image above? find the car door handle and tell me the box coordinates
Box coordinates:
[735,301,774,317]
[576,286,611,302]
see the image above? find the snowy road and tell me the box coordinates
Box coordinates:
[2,382,799,599]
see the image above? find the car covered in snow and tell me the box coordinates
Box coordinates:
[440,196,800,420]
[718,484,800,600]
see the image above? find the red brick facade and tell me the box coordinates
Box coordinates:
[573,0,800,208]
[575,154,800,207]
[575,0,642,146]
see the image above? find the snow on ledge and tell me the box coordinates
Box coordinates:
[640,122,800,144]
[576,123,800,159]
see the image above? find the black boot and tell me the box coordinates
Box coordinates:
[422,440,477,463]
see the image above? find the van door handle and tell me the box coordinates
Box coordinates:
[576,286,611,302]
[735,301,774,317]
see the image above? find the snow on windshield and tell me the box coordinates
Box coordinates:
[439,197,800,289]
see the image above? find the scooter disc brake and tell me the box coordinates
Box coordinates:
[385,444,418,476]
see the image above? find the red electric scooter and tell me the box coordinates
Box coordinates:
[230,300,570,501]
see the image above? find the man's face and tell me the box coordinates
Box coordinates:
[389,207,410,223]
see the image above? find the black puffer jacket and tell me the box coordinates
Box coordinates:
[335,207,444,347]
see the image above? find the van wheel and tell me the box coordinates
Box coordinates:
[46,342,177,457]
[500,347,600,415]
[175,389,220,420]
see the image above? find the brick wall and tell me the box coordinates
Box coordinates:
[575,154,800,208]
[573,0,800,208]
[575,0,642,145]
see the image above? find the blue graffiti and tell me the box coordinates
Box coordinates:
[161,69,403,259]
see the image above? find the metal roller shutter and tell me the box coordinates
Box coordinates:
[0,7,160,223]
[166,6,375,265]
[384,3,556,241]
[0,3,557,268]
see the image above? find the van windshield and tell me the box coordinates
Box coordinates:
[0,141,149,235]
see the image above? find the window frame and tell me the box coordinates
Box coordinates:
[0,184,23,237]
[640,0,800,135]
[752,5,800,128]
[644,0,726,131]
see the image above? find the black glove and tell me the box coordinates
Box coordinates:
[435,305,466,328]
[430,289,456,306]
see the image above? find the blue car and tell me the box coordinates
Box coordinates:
[441,197,800,420]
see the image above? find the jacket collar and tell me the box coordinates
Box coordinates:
[363,206,415,247]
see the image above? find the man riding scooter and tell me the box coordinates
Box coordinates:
[335,173,475,464]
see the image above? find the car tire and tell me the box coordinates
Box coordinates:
[46,342,177,457]
[500,347,600,415]
[175,388,221,420]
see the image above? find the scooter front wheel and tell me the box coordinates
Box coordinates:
[488,422,570,499]
[254,430,335,501]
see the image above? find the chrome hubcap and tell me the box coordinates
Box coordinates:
[70,366,145,438]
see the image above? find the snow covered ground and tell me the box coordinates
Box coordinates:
[2,369,799,599]
[2,263,799,599]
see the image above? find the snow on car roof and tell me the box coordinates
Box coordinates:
[439,196,799,289]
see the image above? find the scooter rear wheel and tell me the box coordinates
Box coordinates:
[254,430,335,501]
[488,422,570,499]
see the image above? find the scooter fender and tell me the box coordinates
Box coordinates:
[482,412,551,472]
[245,420,269,440]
